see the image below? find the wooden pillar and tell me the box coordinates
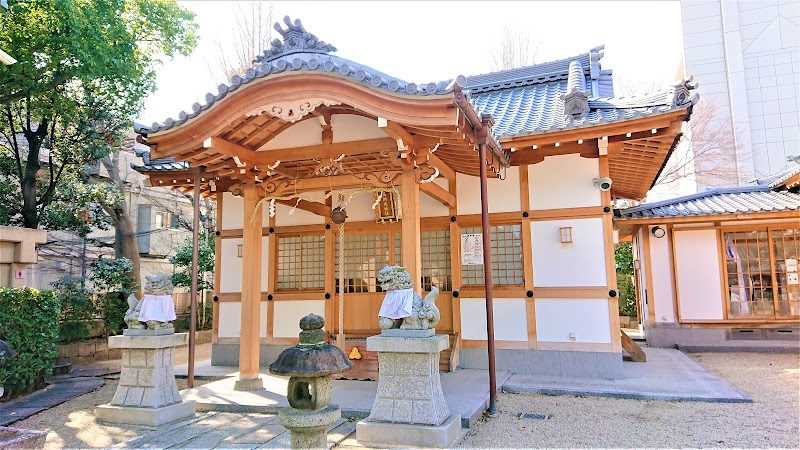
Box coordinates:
[401,169,421,294]
[600,139,622,353]
[235,184,263,391]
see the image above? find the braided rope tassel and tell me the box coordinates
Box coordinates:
[337,220,345,348]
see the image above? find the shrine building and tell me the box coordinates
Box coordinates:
[134,17,698,383]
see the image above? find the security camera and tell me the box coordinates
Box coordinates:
[593,177,613,191]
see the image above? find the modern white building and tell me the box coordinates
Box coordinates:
[678,0,799,191]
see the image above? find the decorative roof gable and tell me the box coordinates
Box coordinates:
[256,16,337,63]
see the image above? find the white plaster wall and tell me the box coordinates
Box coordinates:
[217,301,268,338]
[535,298,612,343]
[420,177,450,218]
[673,229,725,320]
[274,191,326,227]
[341,190,381,223]
[459,298,528,341]
[273,300,327,337]
[531,218,607,287]
[648,226,676,323]
[219,236,270,293]
[222,192,244,230]
[528,154,601,210]
[456,166,521,215]
[330,114,389,142]
[261,117,322,150]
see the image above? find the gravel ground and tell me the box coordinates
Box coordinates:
[459,352,800,449]
[11,349,799,449]
[12,343,212,450]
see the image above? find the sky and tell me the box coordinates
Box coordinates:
[140,1,686,124]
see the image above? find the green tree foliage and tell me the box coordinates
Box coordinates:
[615,242,637,318]
[170,231,215,293]
[90,257,135,335]
[0,0,198,229]
[0,287,60,397]
[52,276,97,344]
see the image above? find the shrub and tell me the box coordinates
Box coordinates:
[90,257,135,336]
[52,276,96,344]
[0,288,60,397]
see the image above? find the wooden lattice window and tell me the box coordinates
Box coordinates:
[422,229,452,291]
[461,224,523,286]
[336,233,391,293]
[724,228,800,318]
[277,235,325,291]
[771,228,800,317]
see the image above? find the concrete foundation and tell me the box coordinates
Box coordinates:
[357,414,462,448]
[95,401,196,427]
[211,343,290,367]
[459,348,624,379]
[647,324,800,349]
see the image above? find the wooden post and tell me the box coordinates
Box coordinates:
[188,169,202,388]
[478,141,497,415]
[235,184,263,391]
[401,169,421,294]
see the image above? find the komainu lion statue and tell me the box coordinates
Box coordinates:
[377,265,440,330]
[125,274,176,330]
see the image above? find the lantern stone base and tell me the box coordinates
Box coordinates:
[357,334,456,447]
[95,333,195,426]
[278,403,340,449]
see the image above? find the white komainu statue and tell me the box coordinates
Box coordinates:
[125,274,176,330]
[377,265,439,330]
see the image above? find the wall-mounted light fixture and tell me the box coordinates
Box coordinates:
[237,244,244,257]
[651,226,666,239]
[559,227,573,243]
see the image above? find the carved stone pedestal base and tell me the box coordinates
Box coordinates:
[357,334,458,448]
[95,333,195,426]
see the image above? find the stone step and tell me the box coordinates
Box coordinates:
[52,361,72,376]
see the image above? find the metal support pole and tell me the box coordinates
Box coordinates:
[478,142,497,415]
[188,170,201,388]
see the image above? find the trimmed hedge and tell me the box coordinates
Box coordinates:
[0,287,61,398]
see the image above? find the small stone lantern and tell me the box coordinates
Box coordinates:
[270,314,352,449]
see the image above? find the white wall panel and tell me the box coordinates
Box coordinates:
[648,226,676,323]
[275,191,326,227]
[217,301,268,338]
[674,230,724,320]
[273,300,326,338]
[535,298,611,343]
[261,117,322,150]
[528,154,601,210]
[219,237,269,293]
[456,166,521,215]
[420,178,450,218]
[222,192,244,230]
[459,298,528,342]
[531,218,607,287]
[330,114,389,142]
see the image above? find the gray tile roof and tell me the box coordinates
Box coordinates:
[615,185,800,220]
[756,163,800,188]
[130,148,189,172]
[136,18,697,148]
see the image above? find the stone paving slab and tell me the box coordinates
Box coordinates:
[0,376,104,426]
[119,412,354,449]
[503,347,752,403]
[180,369,511,429]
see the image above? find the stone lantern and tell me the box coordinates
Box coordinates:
[269,314,352,449]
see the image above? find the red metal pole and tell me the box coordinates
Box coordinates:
[478,142,497,415]
[188,170,200,388]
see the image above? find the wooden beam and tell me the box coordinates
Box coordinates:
[379,120,418,149]
[204,137,259,166]
[264,171,401,195]
[255,137,398,165]
[419,181,455,208]
[510,140,599,165]
[275,198,331,217]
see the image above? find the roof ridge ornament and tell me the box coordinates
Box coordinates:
[256,16,337,64]
[561,60,590,120]
[667,76,700,107]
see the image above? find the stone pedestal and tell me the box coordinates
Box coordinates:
[96,333,195,426]
[356,334,461,448]
[279,404,340,449]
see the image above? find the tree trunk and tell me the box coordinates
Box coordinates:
[20,137,42,229]
[112,206,141,294]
